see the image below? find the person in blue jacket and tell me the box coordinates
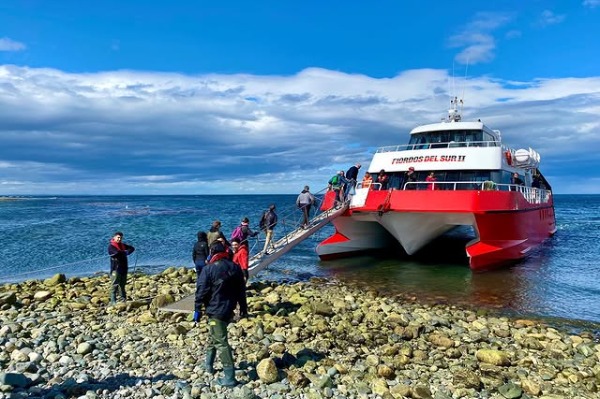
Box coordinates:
[194,241,248,387]
[107,231,135,304]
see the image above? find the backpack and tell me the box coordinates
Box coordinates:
[230,225,244,242]
[259,211,268,230]
[331,175,339,185]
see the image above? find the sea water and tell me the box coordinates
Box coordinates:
[1,194,599,325]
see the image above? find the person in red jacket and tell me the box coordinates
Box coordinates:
[107,231,135,304]
[231,239,249,282]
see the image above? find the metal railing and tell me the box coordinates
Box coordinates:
[246,186,331,256]
[376,140,500,153]
[398,181,551,204]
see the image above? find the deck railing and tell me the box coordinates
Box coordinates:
[356,181,551,205]
[376,140,500,153]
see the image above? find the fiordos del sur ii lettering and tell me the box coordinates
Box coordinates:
[391,155,466,164]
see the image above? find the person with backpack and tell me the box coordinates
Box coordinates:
[207,220,229,247]
[328,170,347,207]
[260,204,278,254]
[296,185,315,228]
[230,217,258,245]
[194,241,247,387]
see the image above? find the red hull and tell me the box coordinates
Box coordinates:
[317,189,556,270]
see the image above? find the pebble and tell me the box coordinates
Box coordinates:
[0,270,598,398]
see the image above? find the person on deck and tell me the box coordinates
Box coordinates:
[328,171,347,205]
[107,231,135,304]
[296,185,315,228]
[377,169,389,190]
[345,163,361,199]
[194,241,248,387]
[404,167,417,190]
[511,172,524,188]
[426,172,437,190]
[361,171,373,189]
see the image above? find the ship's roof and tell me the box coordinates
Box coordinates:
[410,121,486,134]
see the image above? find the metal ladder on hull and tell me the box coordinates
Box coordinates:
[158,199,348,314]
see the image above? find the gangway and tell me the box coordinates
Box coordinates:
[248,203,347,277]
[158,197,348,314]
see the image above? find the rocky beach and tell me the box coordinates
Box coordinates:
[1,268,599,399]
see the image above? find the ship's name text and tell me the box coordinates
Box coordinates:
[391,155,466,164]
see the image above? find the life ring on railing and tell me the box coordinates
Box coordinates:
[504,150,512,166]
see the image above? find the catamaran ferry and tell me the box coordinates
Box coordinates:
[317,98,556,270]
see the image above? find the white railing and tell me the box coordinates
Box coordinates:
[400,181,551,204]
[376,140,500,153]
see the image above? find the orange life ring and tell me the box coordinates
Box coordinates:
[504,150,512,166]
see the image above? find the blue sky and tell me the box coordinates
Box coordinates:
[1,0,599,195]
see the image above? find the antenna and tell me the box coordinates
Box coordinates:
[452,61,456,103]
[461,57,469,113]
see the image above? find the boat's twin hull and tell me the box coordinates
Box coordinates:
[316,189,556,270]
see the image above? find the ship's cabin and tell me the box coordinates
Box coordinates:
[369,124,551,191]
[407,123,501,149]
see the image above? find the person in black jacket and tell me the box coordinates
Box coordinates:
[260,204,278,254]
[107,231,135,304]
[194,241,247,387]
[192,231,209,288]
[345,163,361,200]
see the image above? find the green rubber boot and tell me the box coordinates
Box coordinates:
[216,367,239,387]
[203,349,216,374]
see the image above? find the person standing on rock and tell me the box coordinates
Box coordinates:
[107,231,135,304]
[194,241,248,387]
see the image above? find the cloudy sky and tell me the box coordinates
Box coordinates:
[1,0,599,195]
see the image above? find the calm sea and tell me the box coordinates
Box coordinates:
[1,194,599,326]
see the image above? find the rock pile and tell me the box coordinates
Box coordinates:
[1,267,599,398]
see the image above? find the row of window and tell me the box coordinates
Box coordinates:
[408,130,497,146]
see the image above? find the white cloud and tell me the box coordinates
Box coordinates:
[0,37,26,52]
[539,10,566,27]
[449,12,514,65]
[0,65,599,194]
[583,0,600,8]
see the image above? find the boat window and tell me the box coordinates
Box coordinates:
[409,130,487,148]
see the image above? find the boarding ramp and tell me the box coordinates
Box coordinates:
[158,189,348,314]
